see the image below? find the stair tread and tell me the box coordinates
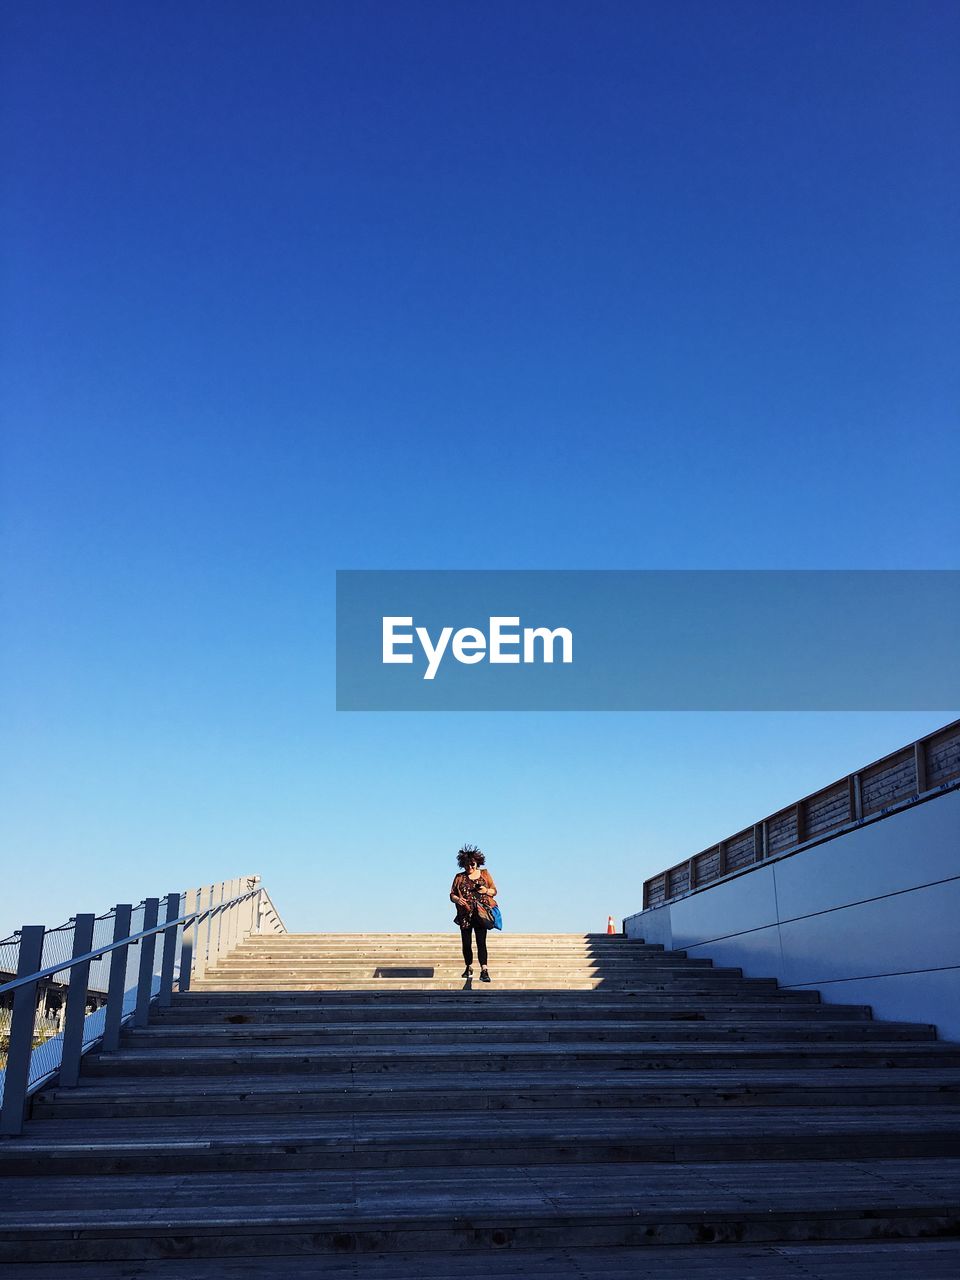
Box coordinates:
[130,1018,922,1032]
[41,1066,960,1095]
[12,1241,960,1279]
[86,1040,960,1059]
[2,1158,959,1230]
[15,1107,960,1149]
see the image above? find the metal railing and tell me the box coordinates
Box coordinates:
[0,873,285,1136]
[642,718,960,911]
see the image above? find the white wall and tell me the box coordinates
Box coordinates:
[625,787,960,1041]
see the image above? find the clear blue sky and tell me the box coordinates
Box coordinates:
[1,2,957,933]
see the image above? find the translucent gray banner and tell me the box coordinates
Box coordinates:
[336,570,960,711]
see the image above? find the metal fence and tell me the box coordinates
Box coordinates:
[0,873,285,1136]
[642,718,960,911]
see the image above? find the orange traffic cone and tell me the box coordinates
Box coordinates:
[606,915,617,935]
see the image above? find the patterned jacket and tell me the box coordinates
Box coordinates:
[450,868,498,927]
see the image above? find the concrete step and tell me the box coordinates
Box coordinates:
[235,952,676,963]
[172,987,823,1005]
[230,936,664,946]
[118,1020,936,1048]
[157,1001,872,1024]
[204,958,722,970]
[225,936,678,946]
[198,963,750,973]
[237,941,668,951]
[200,969,731,981]
[232,960,675,969]
[80,1040,960,1078]
[6,1109,960,1176]
[235,939,653,953]
[34,1067,960,1120]
[12,1241,960,1279]
[188,978,775,991]
[2,1158,958,1262]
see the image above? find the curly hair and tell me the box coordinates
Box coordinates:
[456,843,485,869]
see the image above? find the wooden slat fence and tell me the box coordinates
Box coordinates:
[642,719,960,910]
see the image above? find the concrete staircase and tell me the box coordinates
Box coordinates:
[2,932,960,1275]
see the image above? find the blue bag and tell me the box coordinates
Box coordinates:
[489,905,503,931]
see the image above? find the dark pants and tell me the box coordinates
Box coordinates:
[460,916,489,967]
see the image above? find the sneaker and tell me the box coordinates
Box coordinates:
[462,966,473,978]
[480,968,491,982]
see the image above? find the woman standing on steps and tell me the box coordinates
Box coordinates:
[450,843,497,982]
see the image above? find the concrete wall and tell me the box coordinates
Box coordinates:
[625,786,960,1041]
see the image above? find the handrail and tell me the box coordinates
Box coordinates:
[0,873,286,1136]
[256,886,287,935]
[0,889,259,999]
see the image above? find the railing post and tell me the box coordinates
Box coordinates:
[239,879,253,943]
[915,741,928,794]
[194,885,214,983]
[852,772,863,821]
[235,876,245,940]
[101,905,133,1052]
[253,875,263,935]
[0,925,45,1136]
[178,888,198,992]
[59,914,96,1088]
[223,876,239,958]
[220,879,231,955]
[207,880,221,967]
[220,879,232,958]
[207,881,222,971]
[134,898,160,1028]
[232,877,244,945]
[157,892,180,1008]
[235,877,246,940]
